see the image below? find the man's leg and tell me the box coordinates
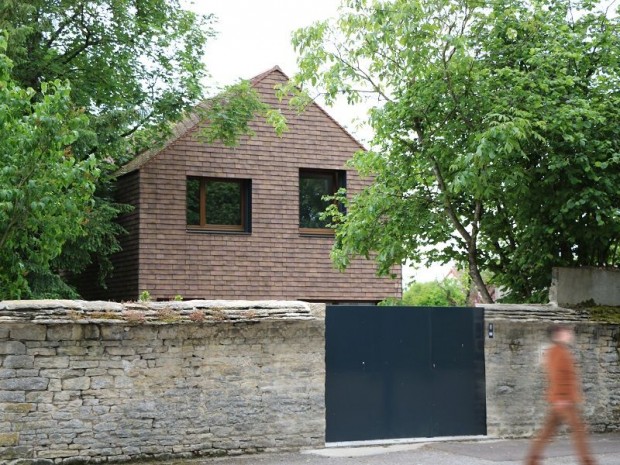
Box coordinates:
[559,405,596,465]
[526,408,561,465]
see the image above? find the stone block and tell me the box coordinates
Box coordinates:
[90,376,114,390]
[25,391,53,403]
[0,377,49,391]
[100,326,128,341]
[36,449,77,459]
[3,355,35,369]
[106,346,136,356]
[41,369,85,384]
[0,402,34,413]
[53,391,71,402]
[62,377,91,391]
[86,346,105,356]
[83,325,100,340]
[10,324,47,341]
[47,379,61,392]
[83,368,107,377]
[72,361,99,370]
[14,460,55,465]
[46,325,79,341]
[0,390,25,402]
[34,357,70,369]
[0,432,19,446]
[0,341,26,355]
[27,347,57,356]
[57,346,88,356]
[114,376,134,389]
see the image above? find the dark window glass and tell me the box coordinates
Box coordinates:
[300,171,338,229]
[206,180,242,226]
[186,178,200,226]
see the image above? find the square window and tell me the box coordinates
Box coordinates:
[186,177,251,232]
[299,169,345,234]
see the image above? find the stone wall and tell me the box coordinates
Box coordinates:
[0,300,325,464]
[3,300,620,464]
[484,304,620,438]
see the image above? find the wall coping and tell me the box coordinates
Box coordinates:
[4,300,613,325]
[479,303,615,323]
[0,299,325,324]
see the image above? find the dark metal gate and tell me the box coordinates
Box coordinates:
[325,306,487,443]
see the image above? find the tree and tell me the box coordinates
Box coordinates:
[0,1,285,296]
[0,34,97,298]
[404,279,467,306]
[285,0,620,302]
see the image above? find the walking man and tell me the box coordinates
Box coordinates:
[526,324,596,465]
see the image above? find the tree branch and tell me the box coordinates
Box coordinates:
[332,46,394,103]
[44,7,83,50]
[118,109,155,139]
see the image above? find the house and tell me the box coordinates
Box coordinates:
[77,66,402,303]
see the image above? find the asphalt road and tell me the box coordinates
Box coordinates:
[158,433,620,465]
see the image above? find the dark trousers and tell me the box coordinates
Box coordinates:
[526,404,595,465]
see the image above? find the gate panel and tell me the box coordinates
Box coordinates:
[325,306,486,443]
[325,308,386,441]
[429,308,487,437]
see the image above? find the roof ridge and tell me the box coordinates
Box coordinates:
[251,65,366,152]
[250,65,284,85]
[115,65,366,177]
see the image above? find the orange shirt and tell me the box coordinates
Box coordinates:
[545,342,582,404]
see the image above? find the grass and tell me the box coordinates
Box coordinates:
[585,305,620,324]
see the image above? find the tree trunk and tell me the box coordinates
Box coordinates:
[468,246,493,303]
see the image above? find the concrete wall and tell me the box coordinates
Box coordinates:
[484,304,620,438]
[0,300,325,464]
[550,267,620,306]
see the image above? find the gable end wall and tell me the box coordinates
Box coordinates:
[132,70,401,301]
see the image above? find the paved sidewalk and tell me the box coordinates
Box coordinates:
[161,433,620,465]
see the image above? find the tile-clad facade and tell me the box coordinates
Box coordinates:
[104,67,401,302]
[72,171,141,300]
[107,171,140,300]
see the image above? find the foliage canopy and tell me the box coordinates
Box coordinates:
[0,34,97,298]
[287,0,620,302]
[0,0,285,298]
[381,278,468,306]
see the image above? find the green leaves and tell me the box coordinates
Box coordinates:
[1,2,287,297]
[2,0,213,164]
[290,0,620,302]
[197,81,288,146]
[0,38,97,298]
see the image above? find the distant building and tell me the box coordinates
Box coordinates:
[444,266,501,304]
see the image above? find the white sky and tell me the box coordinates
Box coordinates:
[196,1,341,85]
[188,0,372,141]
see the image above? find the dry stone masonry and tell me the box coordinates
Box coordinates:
[0,300,325,464]
[484,304,620,437]
[1,300,619,464]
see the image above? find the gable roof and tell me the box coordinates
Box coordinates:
[115,65,366,177]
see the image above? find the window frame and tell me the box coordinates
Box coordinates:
[186,176,251,233]
[299,168,345,236]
